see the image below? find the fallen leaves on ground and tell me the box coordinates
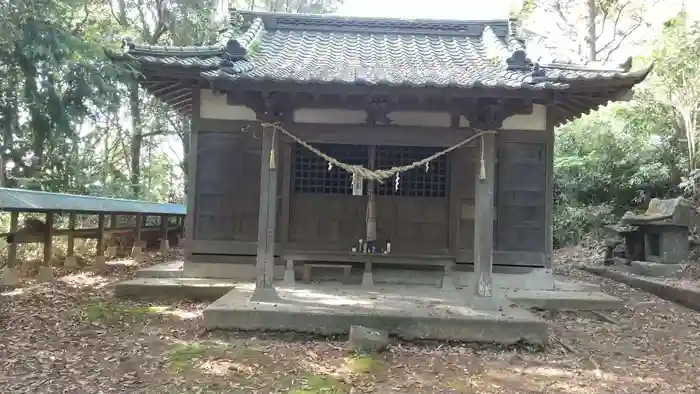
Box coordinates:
[1,246,699,393]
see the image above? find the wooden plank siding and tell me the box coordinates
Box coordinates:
[494,133,548,267]
[188,115,550,268]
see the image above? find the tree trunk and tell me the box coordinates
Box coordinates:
[366,146,377,243]
[1,74,17,187]
[181,122,190,197]
[130,81,142,198]
[585,0,598,61]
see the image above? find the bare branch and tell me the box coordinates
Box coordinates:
[599,23,642,62]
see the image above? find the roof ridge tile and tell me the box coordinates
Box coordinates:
[233,9,511,37]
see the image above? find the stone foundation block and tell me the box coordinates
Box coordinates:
[1,267,19,287]
[131,245,143,259]
[37,266,54,283]
[348,325,389,352]
[92,256,107,273]
[106,246,118,259]
[64,256,79,268]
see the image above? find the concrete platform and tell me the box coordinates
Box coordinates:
[581,265,700,312]
[505,290,622,310]
[203,283,549,344]
[124,260,620,311]
[115,278,236,301]
[134,260,184,278]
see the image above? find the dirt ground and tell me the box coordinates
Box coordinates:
[1,248,700,393]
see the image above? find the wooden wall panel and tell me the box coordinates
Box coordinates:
[376,196,449,254]
[288,194,366,251]
[193,130,261,243]
[449,147,477,260]
[495,139,547,261]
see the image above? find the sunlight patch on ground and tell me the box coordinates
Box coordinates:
[198,359,254,376]
[1,287,27,297]
[167,343,209,372]
[285,288,375,306]
[508,365,667,383]
[80,300,161,322]
[297,358,337,377]
[156,307,201,320]
[289,375,349,394]
[106,258,139,267]
[342,353,388,375]
[59,273,111,289]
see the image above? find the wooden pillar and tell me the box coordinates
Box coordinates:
[472,133,496,305]
[279,142,292,251]
[1,211,20,286]
[252,125,279,301]
[362,145,377,287]
[7,212,18,268]
[96,214,106,256]
[64,213,78,268]
[106,214,118,258]
[132,214,143,258]
[92,214,107,272]
[135,214,143,244]
[67,213,76,256]
[544,106,555,268]
[43,213,54,265]
[37,212,55,282]
[160,215,169,251]
[366,145,377,244]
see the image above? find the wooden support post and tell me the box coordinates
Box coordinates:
[37,212,54,282]
[251,125,279,302]
[64,213,78,268]
[544,106,555,269]
[472,133,496,309]
[93,214,107,272]
[132,214,143,258]
[106,214,118,258]
[160,215,169,252]
[67,213,76,256]
[1,211,20,286]
[362,145,377,287]
[279,142,292,251]
[177,216,184,245]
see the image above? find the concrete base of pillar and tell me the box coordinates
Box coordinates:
[131,246,142,259]
[64,256,79,268]
[361,271,374,287]
[106,246,118,259]
[1,267,19,287]
[441,273,456,291]
[92,256,107,273]
[468,295,501,311]
[160,239,170,252]
[37,266,54,283]
[249,286,280,303]
[283,265,295,286]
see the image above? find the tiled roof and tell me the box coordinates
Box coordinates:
[108,10,651,92]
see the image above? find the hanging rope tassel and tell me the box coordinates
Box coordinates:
[479,134,486,180]
[268,128,276,169]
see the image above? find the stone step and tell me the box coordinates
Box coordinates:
[134,261,184,278]
[114,278,237,301]
[202,284,549,344]
[506,290,623,310]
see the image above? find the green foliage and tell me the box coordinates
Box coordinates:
[555,103,676,207]
[0,0,339,201]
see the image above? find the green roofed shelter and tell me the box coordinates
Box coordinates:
[0,187,185,215]
[106,10,651,306]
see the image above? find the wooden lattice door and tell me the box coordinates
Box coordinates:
[374,146,450,254]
